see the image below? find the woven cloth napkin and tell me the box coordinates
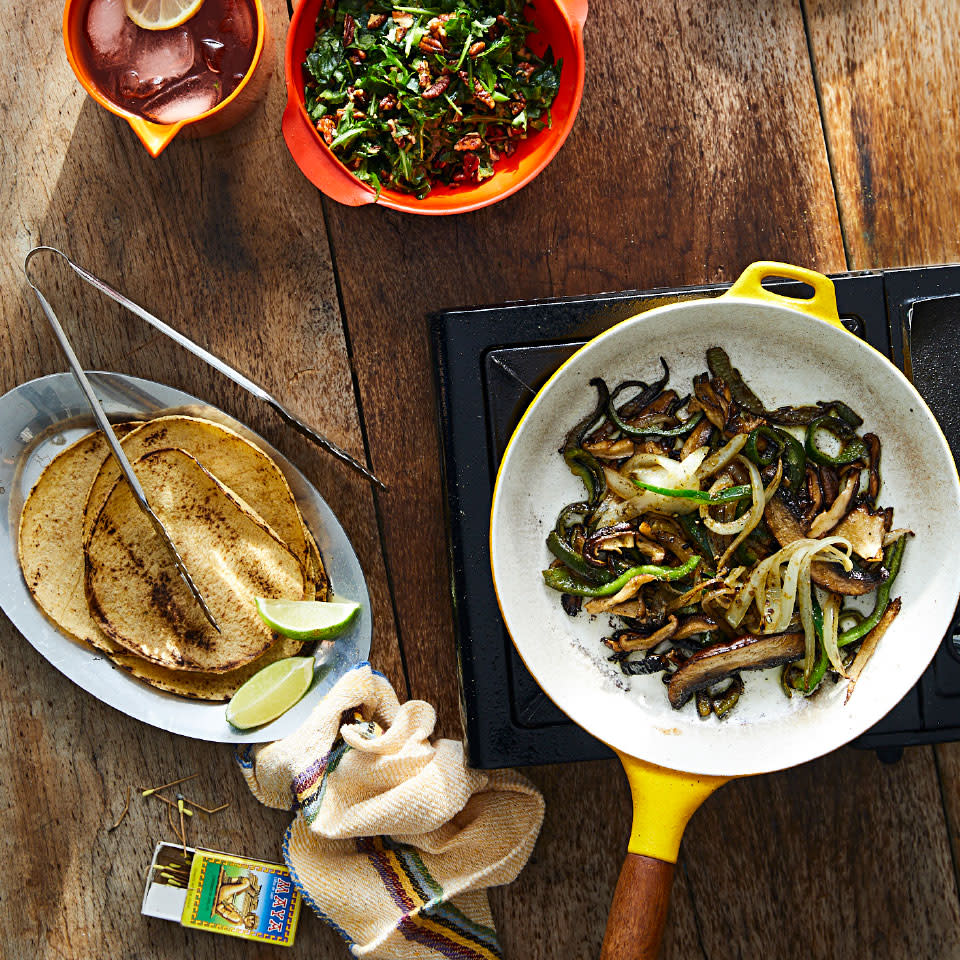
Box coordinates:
[238,663,545,959]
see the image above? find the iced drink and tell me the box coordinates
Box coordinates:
[79,0,257,124]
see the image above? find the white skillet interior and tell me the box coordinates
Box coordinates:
[491,295,960,777]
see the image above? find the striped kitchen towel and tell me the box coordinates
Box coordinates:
[239,663,545,958]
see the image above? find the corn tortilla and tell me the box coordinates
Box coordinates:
[17,425,140,654]
[82,416,309,566]
[86,448,306,673]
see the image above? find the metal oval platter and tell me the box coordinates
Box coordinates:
[0,372,371,743]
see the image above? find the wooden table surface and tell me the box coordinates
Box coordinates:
[4,1,960,957]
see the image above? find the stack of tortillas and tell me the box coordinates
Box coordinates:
[17,416,329,701]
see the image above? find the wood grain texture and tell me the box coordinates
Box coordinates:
[805,0,960,267]
[0,1,404,956]
[322,0,846,738]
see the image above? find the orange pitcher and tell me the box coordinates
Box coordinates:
[63,0,271,156]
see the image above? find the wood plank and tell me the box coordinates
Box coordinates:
[805,0,960,267]
[0,2,404,955]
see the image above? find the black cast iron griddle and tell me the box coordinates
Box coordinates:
[430,268,960,769]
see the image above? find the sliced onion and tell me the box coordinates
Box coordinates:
[716,456,765,571]
[700,476,751,536]
[694,434,748,482]
[622,451,689,479]
[604,465,641,500]
[603,447,709,522]
[821,591,844,677]
[726,535,853,630]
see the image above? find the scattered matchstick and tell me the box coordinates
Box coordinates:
[107,787,131,833]
[141,773,199,797]
[150,793,193,816]
[177,795,187,855]
[181,797,231,815]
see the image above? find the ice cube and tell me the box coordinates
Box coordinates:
[218,0,254,48]
[118,68,165,99]
[200,38,225,73]
[130,27,195,87]
[142,74,221,123]
[84,0,135,68]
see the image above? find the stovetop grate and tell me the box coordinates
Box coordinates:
[431,268,960,768]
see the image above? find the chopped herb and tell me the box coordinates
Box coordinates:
[303,0,562,198]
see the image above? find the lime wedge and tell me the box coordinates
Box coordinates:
[255,597,360,640]
[226,656,315,729]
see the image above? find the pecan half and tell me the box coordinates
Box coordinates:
[454,133,483,151]
[509,92,526,115]
[517,61,536,80]
[418,35,444,54]
[342,13,355,47]
[417,59,433,88]
[392,11,414,27]
[473,79,494,108]
[422,74,451,99]
[367,12,387,28]
[378,93,398,112]
[317,116,336,144]
[468,41,486,57]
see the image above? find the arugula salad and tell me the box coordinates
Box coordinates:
[303,1,562,197]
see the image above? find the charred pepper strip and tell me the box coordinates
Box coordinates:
[542,555,700,597]
[608,358,670,420]
[630,478,751,503]
[838,536,906,647]
[680,514,715,560]
[706,346,766,416]
[744,425,806,495]
[712,675,744,718]
[617,411,704,439]
[546,531,613,584]
[563,448,605,507]
[805,415,869,466]
[597,375,704,439]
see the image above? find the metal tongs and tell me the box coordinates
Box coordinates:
[24,252,222,632]
[23,246,385,490]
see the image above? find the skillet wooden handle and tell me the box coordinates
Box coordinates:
[600,853,673,960]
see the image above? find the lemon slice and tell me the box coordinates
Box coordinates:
[124,0,204,31]
[255,597,361,640]
[226,656,315,729]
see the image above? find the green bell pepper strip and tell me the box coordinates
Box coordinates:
[743,426,783,466]
[706,347,766,416]
[838,535,907,648]
[545,532,613,585]
[630,477,751,503]
[802,591,828,691]
[610,407,704,439]
[542,555,700,597]
[679,514,715,560]
[805,416,869,467]
[555,501,590,538]
[563,448,606,508]
[827,400,863,429]
[744,426,807,496]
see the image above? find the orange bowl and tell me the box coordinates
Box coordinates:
[282,0,587,214]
